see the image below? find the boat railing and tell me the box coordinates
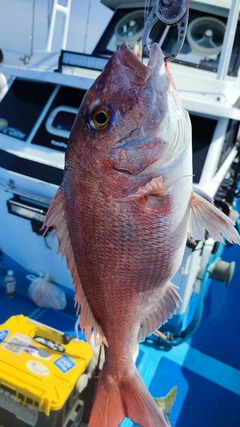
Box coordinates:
[217,0,240,81]
[46,0,72,53]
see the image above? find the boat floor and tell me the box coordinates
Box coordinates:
[130,238,240,427]
[0,204,240,426]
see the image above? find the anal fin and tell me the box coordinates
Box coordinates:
[43,185,107,346]
[138,283,181,343]
[190,191,240,244]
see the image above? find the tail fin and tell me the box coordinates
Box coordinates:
[88,365,169,427]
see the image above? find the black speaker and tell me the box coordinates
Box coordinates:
[187,17,226,59]
[114,10,145,48]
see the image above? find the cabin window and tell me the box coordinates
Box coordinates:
[0,79,55,141]
[32,86,85,152]
[218,120,239,168]
[191,114,217,183]
[52,110,75,131]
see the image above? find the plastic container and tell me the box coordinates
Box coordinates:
[0,315,92,426]
[4,270,16,298]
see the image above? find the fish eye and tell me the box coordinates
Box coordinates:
[90,106,111,130]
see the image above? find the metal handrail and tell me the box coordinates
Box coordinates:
[46,0,72,52]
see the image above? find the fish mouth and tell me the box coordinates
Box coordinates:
[118,42,164,79]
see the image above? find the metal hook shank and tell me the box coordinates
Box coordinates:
[165,6,189,62]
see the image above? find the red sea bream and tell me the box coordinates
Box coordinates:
[44,42,240,427]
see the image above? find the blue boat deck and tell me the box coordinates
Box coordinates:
[130,240,240,426]
[0,201,240,426]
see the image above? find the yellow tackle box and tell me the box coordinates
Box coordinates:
[0,315,92,427]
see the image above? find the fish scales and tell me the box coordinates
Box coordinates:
[64,176,174,335]
[44,42,240,427]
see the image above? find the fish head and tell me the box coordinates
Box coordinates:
[66,42,188,178]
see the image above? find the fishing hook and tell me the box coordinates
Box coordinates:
[142,0,189,62]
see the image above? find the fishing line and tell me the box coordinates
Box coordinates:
[48,0,52,30]
[30,0,36,57]
[83,0,92,54]
[144,0,152,25]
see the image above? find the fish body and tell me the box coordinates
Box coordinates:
[44,42,240,427]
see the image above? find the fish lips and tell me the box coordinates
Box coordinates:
[117,42,164,83]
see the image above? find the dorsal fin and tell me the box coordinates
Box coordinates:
[43,185,107,346]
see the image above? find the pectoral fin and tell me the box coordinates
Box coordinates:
[117,176,168,203]
[189,191,240,244]
[116,174,190,206]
